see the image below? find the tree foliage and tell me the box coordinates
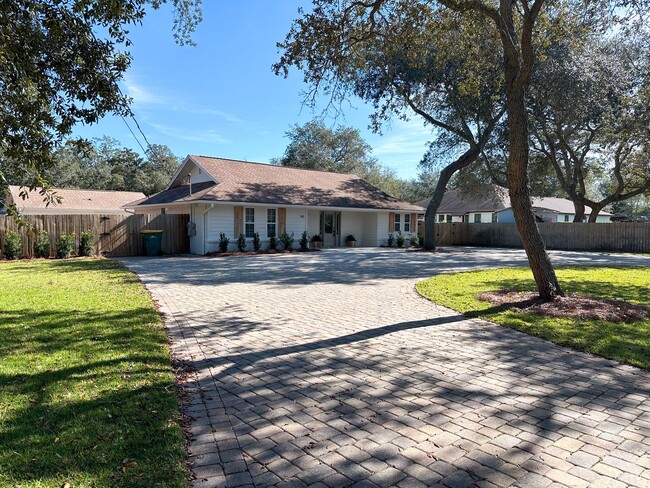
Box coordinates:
[0,0,201,198]
[273,120,436,202]
[530,31,650,222]
[275,5,505,252]
[35,137,181,195]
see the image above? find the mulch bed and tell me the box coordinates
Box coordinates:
[206,248,321,257]
[477,290,650,323]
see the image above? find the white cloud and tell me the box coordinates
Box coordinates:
[123,74,168,105]
[122,74,244,124]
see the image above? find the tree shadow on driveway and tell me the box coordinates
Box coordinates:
[180,311,650,487]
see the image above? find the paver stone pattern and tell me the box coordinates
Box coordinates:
[120,248,650,488]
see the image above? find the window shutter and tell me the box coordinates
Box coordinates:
[234,206,243,237]
[388,212,395,232]
[411,213,417,232]
[278,207,287,235]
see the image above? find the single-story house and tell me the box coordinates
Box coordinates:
[127,155,423,254]
[4,185,146,215]
[416,189,612,224]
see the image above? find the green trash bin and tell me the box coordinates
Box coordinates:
[141,230,164,256]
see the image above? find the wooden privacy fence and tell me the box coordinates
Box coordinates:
[0,214,190,258]
[434,222,650,252]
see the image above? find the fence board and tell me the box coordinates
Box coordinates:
[0,214,189,258]
[433,222,650,252]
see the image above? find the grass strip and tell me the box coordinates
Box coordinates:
[0,259,188,487]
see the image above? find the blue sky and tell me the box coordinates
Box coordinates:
[73,1,433,179]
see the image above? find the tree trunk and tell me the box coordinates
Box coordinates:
[506,89,564,300]
[424,147,480,250]
[573,200,585,223]
[587,205,602,223]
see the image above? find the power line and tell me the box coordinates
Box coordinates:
[129,113,154,152]
[120,115,148,155]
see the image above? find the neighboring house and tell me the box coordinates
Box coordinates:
[127,155,423,253]
[417,189,612,224]
[5,186,146,215]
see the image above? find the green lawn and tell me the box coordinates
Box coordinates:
[0,259,188,488]
[416,266,650,369]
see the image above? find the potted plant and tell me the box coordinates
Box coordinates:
[345,234,357,247]
[310,234,323,249]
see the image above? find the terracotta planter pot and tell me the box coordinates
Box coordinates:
[345,240,357,247]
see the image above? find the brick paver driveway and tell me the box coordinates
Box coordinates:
[120,248,650,488]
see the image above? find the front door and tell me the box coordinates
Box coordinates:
[321,211,340,248]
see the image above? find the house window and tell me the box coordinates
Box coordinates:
[564,214,570,222]
[245,207,255,238]
[492,213,498,223]
[394,213,401,232]
[463,215,469,223]
[404,214,411,232]
[267,208,277,238]
[446,215,452,223]
[438,214,445,223]
[474,213,482,223]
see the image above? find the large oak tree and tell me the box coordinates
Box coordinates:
[530,31,650,222]
[276,0,645,300]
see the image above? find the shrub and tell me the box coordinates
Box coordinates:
[218,233,230,253]
[299,231,309,250]
[279,232,294,250]
[79,230,94,257]
[419,234,425,247]
[311,234,322,243]
[252,232,261,251]
[56,232,75,259]
[236,233,246,252]
[387,233,395,247]
[269,235,277,250]
[396,232,405,248]
[410,234,419,246]
[34,230,51,258]
[3,231,22,260]
[345,234,356,242]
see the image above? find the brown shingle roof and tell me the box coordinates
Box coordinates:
[417,189,508,215]
[133,156,423,211]
[7,186,146,214]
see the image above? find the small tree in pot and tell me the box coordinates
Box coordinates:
[345,234,357,247]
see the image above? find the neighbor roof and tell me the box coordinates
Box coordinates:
[417,189,612,216]
[417,189,508,215]
[7,186,146,214]
[131,156,423,211]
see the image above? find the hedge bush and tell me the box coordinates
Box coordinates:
[79,230,94,257]
[34,230,51,258]
[57,232,75,259]
[3,231,22,260]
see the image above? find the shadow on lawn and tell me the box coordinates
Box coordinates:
[0,307,163,357]
[180,313,649,487]
[482,271,650,304]
[0,307,186,487]
[0,374,184,487]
